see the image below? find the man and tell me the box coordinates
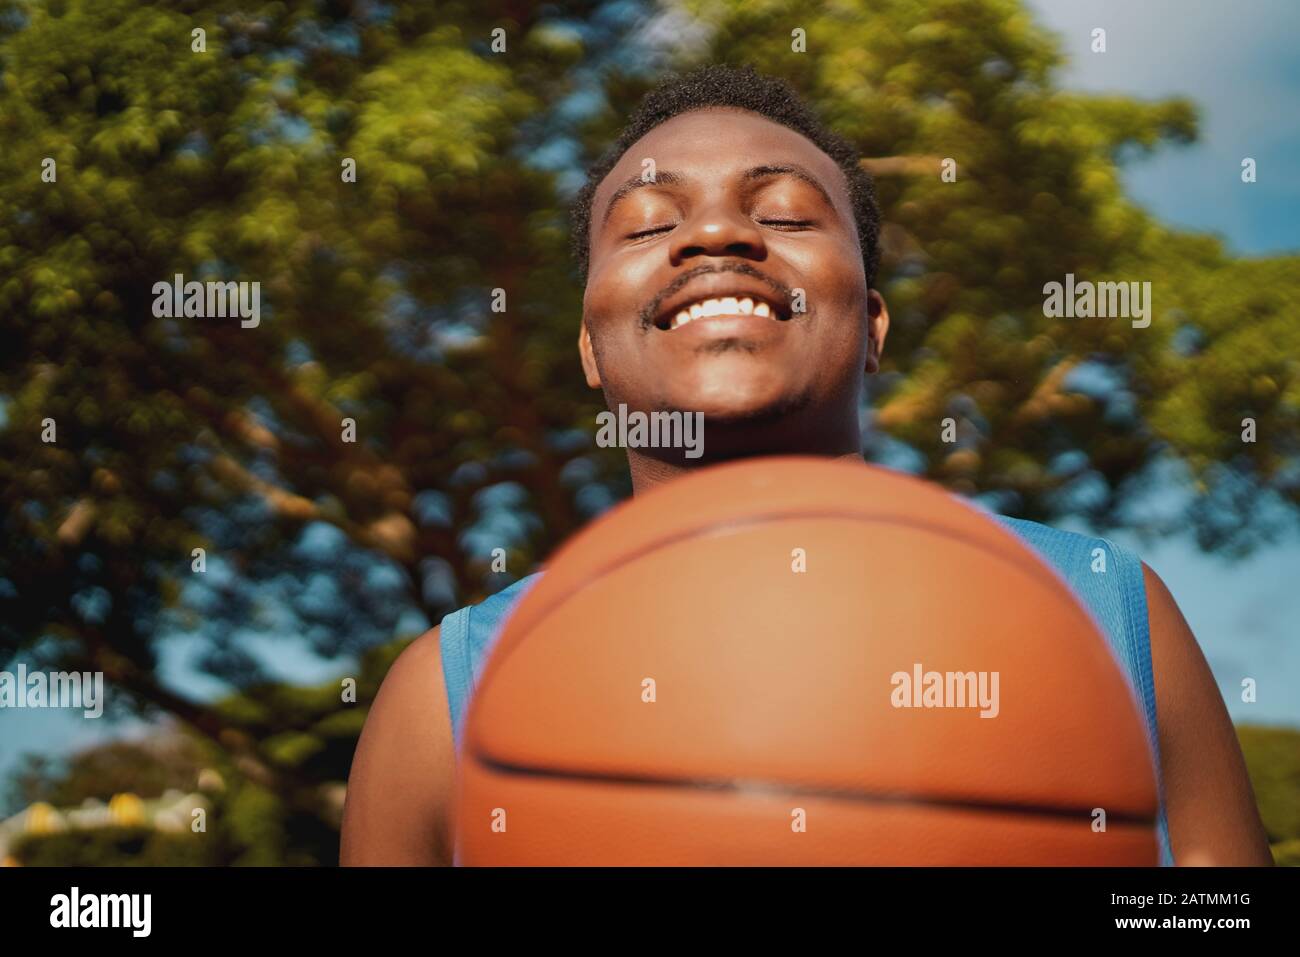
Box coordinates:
[340,64,1272,866]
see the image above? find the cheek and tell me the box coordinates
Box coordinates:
[786,242,868,332]
[584,248,660,332]
[581,262,647,391]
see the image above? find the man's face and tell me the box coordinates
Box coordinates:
[579,107,887,456]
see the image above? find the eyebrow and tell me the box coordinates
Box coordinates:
[599,170,687,229]
[598,163,837,230]
[744,163,837,211]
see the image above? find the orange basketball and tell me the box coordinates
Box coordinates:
[454,456,1159,865]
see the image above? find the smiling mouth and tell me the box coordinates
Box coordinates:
[654,295,791,331]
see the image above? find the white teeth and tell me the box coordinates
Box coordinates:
[666,296,779,329]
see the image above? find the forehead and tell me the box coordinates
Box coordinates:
[591,107,851,222]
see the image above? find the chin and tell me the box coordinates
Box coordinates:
[667,389,790,423]
[666,370,798,417]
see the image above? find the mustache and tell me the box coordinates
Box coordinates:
[639,263,794,329]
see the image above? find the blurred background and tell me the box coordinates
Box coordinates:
[1,0,1296,866]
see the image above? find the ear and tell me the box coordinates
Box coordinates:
[578,321,602,389]
[865,289,890,375]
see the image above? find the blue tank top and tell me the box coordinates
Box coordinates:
[439,513,1175,865]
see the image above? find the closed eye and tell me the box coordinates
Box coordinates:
[759,219,814,230]
[627,225,675,240]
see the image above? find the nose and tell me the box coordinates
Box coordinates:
[668,202,768,266]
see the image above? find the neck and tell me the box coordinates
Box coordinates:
[626,445,866,496]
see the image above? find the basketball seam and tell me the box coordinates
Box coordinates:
[467,754,1159,828]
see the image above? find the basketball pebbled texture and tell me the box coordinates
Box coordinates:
[455,456,1160,865]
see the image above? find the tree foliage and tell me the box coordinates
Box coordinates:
[1,0,1296,853]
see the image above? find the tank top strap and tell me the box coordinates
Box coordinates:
[995,515,1174,865]
[440,574,541,748]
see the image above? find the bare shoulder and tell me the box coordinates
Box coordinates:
[1142,562,1273,865]
[340,625,456,866]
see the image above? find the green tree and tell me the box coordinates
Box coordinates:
[1,0,608,829]
[659,0,1298,545]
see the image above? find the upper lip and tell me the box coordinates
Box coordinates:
[651,274,791,329]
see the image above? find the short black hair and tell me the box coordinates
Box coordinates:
[569,63,882,289]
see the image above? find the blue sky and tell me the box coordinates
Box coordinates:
[3,0,1298,794]
[1027,0,1300,254]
